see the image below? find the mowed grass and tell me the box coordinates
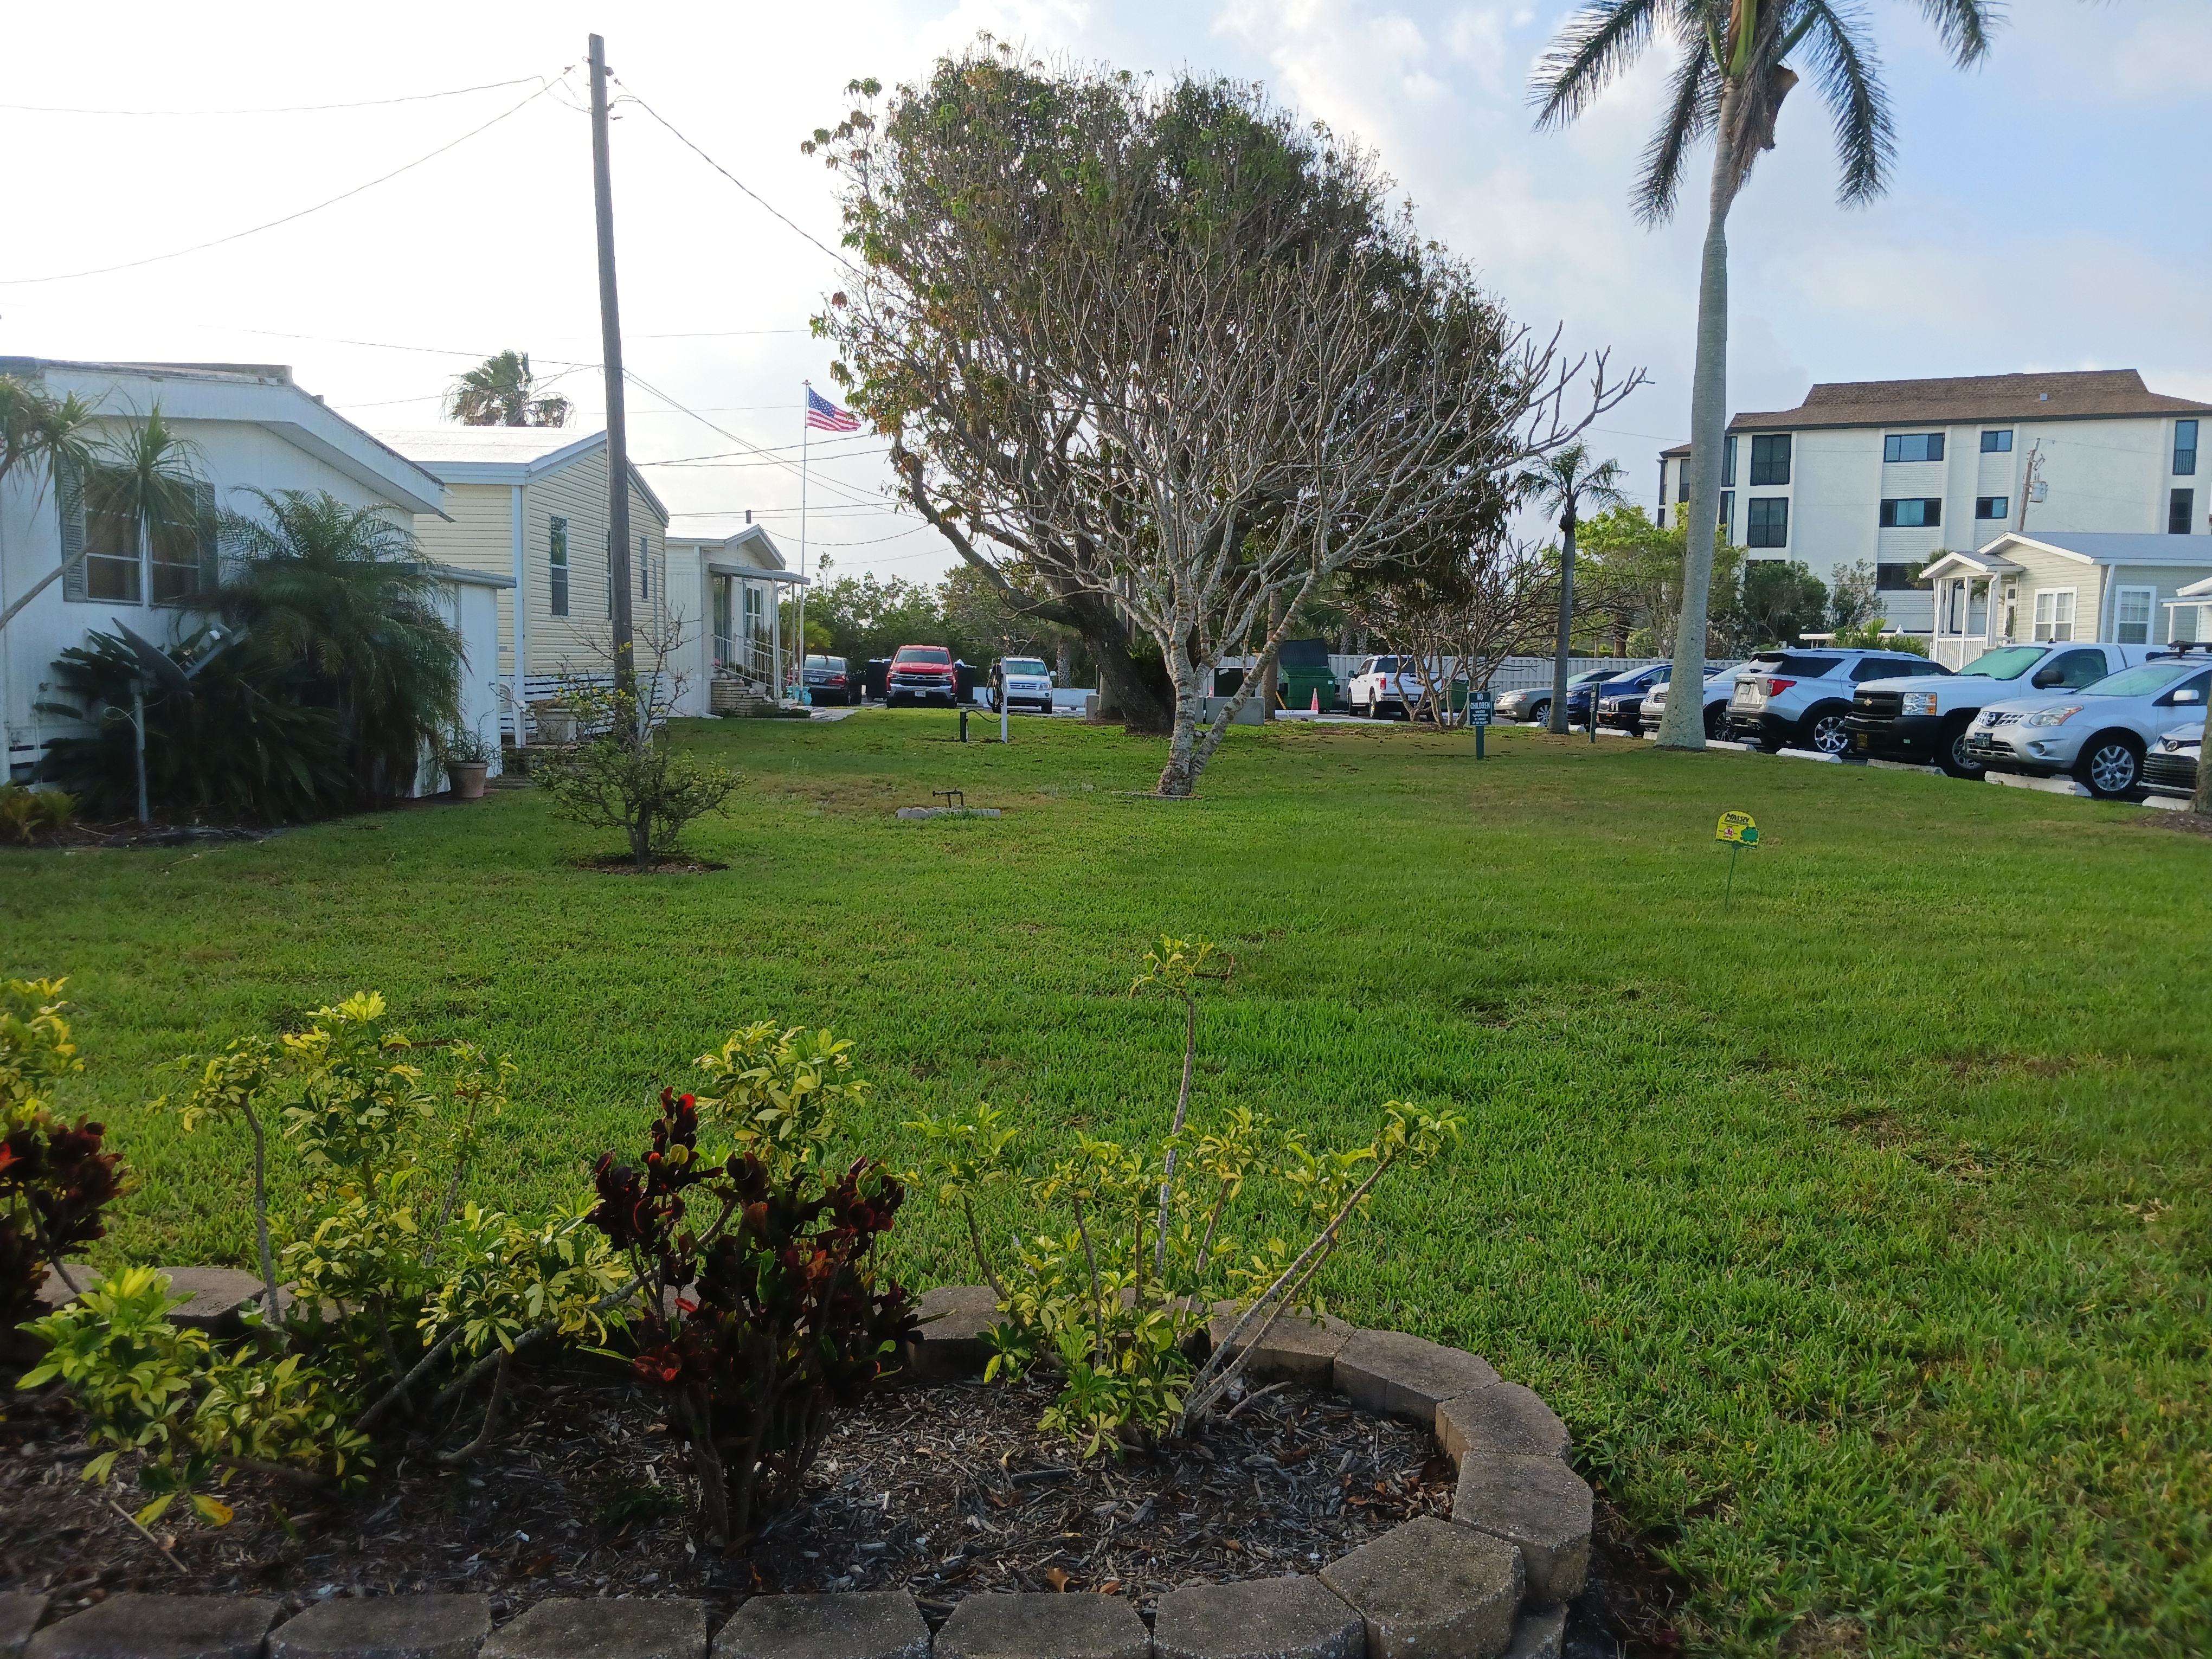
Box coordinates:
[6,710,2209,1656]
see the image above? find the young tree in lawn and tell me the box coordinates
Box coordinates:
[1532,0,2000,749]
[1517,441,1627,733]
[1352,539,1558,729]
[445,351,571,428]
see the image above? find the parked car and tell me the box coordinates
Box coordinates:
[1845,642,2161,779]
[1347,656,1421,718]
[2143,713,2204,802]
[886,644,960,707]
[1494,668,1618,728]
[1723,648,1947,755]
[1596,662,1731,733]
[801,654,853,706]
[989,655,1055,713]
[1966,652,2212,799]
[1639,663,1745,740]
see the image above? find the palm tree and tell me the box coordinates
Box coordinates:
[0,376,105,632]
[445,351,571,427]
[81,409,210,606]
[1532,0,1999,748]
[218,490,461,801]
[1519,442,1626,735]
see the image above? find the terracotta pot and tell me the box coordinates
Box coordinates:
[447,762,490,801]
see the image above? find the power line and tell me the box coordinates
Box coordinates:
[0,74,571,285]
[621,368,887,512]
[608,77,857,273]
[0,75,552,118]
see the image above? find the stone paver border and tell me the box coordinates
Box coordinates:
[13,1289,1591,1659]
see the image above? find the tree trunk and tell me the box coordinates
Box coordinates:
[1061,588,1171,734]
[1548,507,1577,735]
[1155,663,1206,798]
[1654,99,1740,751]
[1261,591,1284,714]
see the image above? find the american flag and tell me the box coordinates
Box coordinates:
[805,387,860,433]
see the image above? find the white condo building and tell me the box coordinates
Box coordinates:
[1656,369,2212,633]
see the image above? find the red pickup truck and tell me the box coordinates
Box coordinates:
[886,644,959,708]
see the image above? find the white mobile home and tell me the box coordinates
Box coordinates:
[0,358,491,784]
[665,521,802,709]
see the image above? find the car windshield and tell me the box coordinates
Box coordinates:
[805,655,842,670]
[895,646,950,664]
[1370,657,1401,673]
[1571,670,1613,686]
[1001,659,1047,676]
[1956,645,2048,679]
[2084,661,2200,697]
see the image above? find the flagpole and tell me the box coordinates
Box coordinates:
[792,382,811,706]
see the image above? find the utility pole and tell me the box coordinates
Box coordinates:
[589,34,635,700]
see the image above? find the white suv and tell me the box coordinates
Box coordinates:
[1723,649,1948,755]
[1967,651,2212,799]
[1347,656,1425,718]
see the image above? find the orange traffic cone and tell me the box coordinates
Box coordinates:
[1309,689,1321,713]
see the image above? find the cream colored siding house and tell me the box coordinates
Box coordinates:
[0,359,484,783]
[1921,532,2212,670]
[377,428,671,729]
[1656,370,2212,636]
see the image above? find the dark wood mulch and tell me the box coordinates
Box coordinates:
[2,1354,1679,1654]
[569,857,730,874]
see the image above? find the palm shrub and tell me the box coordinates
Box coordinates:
[909,938,1462,1454]
[217,491,462,803]
[587,1025,917,1545]
[36,628,350,821]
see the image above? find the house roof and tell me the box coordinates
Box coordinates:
[2177,575,2212,599]
[376,426,670,526]
[3,356,449,518]
[667,520,788,571]
[1659,442,1691,459]
[1984,531,2212,569]
[1731,370,2212,433]
[1921,547,2025,581]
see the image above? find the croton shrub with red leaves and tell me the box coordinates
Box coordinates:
[589,1081,916,1544]
[3,979,125,1336]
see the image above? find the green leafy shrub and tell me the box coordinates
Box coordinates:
[910,937,1461,1454]
[2,979,123,1333]
[1828,616,1929,654]
[0,785,74,845]
[587,1025,917,1544]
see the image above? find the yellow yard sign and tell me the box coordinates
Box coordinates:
[1716,811,1759,845]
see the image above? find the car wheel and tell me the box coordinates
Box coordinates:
[2079,734,2144,799]
[1703,703,1725,740]
[1802,706,1852,756]
[1938,719,1984,780]
[1529,699,1549,727]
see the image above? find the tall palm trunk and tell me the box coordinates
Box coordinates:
[1654,91,1742,751]
[1548,506,1577,735]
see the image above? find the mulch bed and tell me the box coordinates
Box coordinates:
[2,1354,1679,1655]
[569,857,730,874]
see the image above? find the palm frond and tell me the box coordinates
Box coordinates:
[1634,31,1721,226]
[1529,0,1672,130]
[1917,0,2002,68]
[1793,0,1896,205]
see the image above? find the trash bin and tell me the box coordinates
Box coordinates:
[1275,638,1336,711]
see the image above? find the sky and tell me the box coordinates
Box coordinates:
[4,1,2207,583]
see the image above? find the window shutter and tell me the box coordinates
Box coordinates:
[58,455,87,602]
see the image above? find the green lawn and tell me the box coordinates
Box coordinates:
[8,711,2209,1656]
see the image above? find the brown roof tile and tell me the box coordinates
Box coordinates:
[1729,369,2211,432]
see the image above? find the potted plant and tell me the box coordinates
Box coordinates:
[529,700,578,744]
[439,724,493,800]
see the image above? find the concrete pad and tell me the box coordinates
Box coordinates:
[271,1595,489,1659]
[1774,748,1844,764]
[1984,771,2089,798]
[1153,1577,1363,1659]
[1451,1454,1593,1607]
[1333,1331,1499,1430]
[1205,1306,1355,1387]
[2141,794,2189,812]
[1317,1516,1522,1659]
[895,807,1002,820]
[29,1595,283,1659]
[902,1285,1002,1380]
[1,1596,50,1659]
[1502,1609,1564,1659]
[1433,1385,1570,1466]
[31,1267,269,1335]
[934,1594,1151,1659]
[715,1592,928,1659]
[481,1602,706,1659]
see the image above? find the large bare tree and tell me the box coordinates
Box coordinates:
[820,51,1638,794]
